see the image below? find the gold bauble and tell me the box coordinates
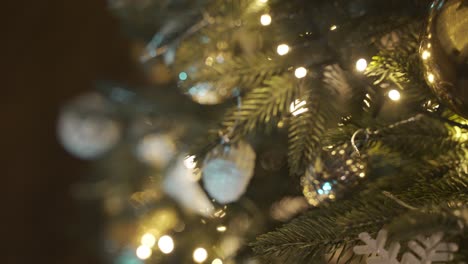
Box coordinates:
[420,0,468,118]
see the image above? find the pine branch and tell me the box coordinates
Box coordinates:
[221,74,297,139]
[288,81,327,175]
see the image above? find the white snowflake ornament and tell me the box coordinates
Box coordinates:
[354,229,459,264]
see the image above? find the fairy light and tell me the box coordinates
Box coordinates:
[158,235,175,254]
[294,67,307,79]
[355,58,368,72]
[276,44,290,56]
[141,233,156,247]
[330,25,337,31]
[388,89,401,101]
[290,99,308,116]
[184,155,197,169]
[212,259,223,264]
[216,225,227,232]
[136,245,152,260]
[193,248,208,263]
[260,14,272,26]
[421,50,431,60]
[427,73,435,83]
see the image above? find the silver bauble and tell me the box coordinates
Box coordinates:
[202,141,256,204]
[57,92,121,160]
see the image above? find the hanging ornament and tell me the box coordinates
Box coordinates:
[301,143,367,206]
[354,229,459,264]
[163,155,215,217]
[57,92,121,160]
[202,140,256,204]
[420,0,468,118]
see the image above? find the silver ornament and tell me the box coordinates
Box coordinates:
[202,141,256,204]
[57,92,121,160]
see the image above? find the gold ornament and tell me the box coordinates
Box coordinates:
[301,143,367,206]
[420,0,468,118]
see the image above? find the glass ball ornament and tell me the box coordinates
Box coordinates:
[163,154,215,217]
[57,92,121,160]
[202,141,256,204]
[301,143,367,206]
[420,0,468,118]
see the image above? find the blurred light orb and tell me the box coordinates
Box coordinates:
[136,245,152,260]
[193,248,208,263]
[388,89,401,101]
[276,44,290,56]
[294,67,307,79]
[184,155,197,169]
[355,58,368,72]
[158,235,174,254]
[212,259,223,264]
[135,133,177,168]
[57,92,121,160]
[141,233,156,247]
[260,14,272,26]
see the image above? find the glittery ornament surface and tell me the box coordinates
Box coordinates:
[420,0,468,118]
[202,141,256,204]
[57,93,121,160]
[301,143,367,206]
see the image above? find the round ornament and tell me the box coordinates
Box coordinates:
[420,0,468,118]
[301,143,367,206]
[163,155,215,217]
[202,141,256,204]
[57,92,121,160]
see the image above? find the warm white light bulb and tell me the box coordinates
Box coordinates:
[193,248,208,263]
[158,235,175,254]
[141,233,156,247]
[184,155,197,169]
[290,99,308,116]
[216,225,227,232]
[428,73,435,83]
[294,67,307,79]
[212,259,223,264]
[259,0,268,3]
[355,58,368,72]
[276,44,290,56]
[260,14,272,26]
[388,89,401,101]
[136,245,152,260]
[421,50,431,60]
[330,25,337,31]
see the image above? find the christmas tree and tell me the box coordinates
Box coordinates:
[58,0,468,263]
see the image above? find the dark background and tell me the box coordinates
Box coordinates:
[2,1,136,263]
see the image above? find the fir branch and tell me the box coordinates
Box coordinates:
[221,74,296,139]
[288,81,327,175]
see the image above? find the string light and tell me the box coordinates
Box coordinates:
[158,235,175,254]
[427,73,435,83]
[276,44,290,56]
[355,58,368,72]
[212,259,223,264]
[294,67,307,79]
[330,25,337,31]
[421,50,431,60]
[388,89,401,101]
[136,245,152,260]
[260,14,272,26]
[141,233,156,247]
[216,225,227,232]
[184,155,197,169]
[290,99,308,116]
[193,248,208,263]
